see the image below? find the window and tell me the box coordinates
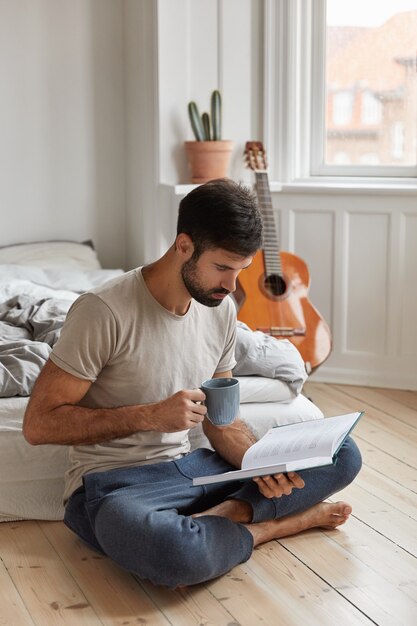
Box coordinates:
[266,0,417,180]
[321,0,417,174]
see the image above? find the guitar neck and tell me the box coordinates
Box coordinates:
[255,171,283,277]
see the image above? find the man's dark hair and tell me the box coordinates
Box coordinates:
[177,178,263,257]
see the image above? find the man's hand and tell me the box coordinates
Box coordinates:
[150,388,207,432]
[253,472,305,499]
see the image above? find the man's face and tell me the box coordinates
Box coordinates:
[181,248,253,307]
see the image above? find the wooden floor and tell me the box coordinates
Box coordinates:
[1,383,416,625]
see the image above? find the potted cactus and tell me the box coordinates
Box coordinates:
[184,90,234,183]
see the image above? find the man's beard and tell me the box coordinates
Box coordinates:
[181,257,230,307]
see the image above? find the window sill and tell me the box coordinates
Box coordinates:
[271,179,417,196]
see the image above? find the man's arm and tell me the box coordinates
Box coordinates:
[23,359,206,446]
[203,371,305,498]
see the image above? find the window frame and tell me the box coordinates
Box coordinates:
[264,0,417,183]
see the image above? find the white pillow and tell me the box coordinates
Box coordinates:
[239,394,324,439]
[0,241,101,269]
[238,376,295,403]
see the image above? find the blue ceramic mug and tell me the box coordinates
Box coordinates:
[201,377,240,426]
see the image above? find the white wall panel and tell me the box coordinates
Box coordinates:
[346,213,389,355]
[401,214,417,357]
[291,211,334,330]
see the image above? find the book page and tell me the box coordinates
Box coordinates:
[242,413,360,470]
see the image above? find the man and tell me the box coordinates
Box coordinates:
[23,178,361,588]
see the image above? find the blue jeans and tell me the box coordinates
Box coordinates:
[64,437,361,588]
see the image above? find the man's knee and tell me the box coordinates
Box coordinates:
[338,436,362,485]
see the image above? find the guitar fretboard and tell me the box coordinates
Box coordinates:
[255,171,283,277]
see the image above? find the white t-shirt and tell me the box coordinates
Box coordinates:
[50,268,237,501]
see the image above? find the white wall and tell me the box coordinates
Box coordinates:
[0,0,126,269]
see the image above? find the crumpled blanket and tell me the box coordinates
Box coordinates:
[0,295,73,346]
[0,295,73,396]
[234,322,307,395]
[0,264,123,398]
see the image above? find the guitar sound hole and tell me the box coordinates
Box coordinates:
[265,274,286,297]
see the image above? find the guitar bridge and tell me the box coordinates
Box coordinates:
[257,326,306,337]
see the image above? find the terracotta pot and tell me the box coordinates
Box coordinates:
[184,140,234,184]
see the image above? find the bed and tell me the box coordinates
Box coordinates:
[0,240,323,522]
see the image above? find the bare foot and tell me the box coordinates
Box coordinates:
[247,501,352,547]
[192,499,252,523]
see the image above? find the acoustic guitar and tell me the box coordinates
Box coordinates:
[235,141,332,373]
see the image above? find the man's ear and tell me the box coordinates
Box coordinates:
[176,233,194,259]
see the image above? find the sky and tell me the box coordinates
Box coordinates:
[326,0,417,27]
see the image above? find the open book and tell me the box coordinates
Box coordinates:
[193,411,363,486]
